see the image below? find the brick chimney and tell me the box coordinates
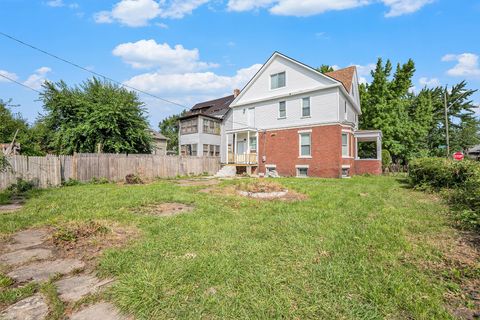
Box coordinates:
[233,88,240,98]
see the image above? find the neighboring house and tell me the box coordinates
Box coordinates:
[222,52,382,178]
[178,93,237,159]
[1,143,20,155]
[467,145,480,160]
[150,130,169,155]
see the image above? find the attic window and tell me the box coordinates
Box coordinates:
[271,72,286,89]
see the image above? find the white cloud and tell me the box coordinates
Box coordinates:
[382,0,433,17]
[419,77,440,88]
[23,67,52,90]
[354,63,375,84]
[271,0,370,16]
[160,0,210,18]
[227,0,433,17]
[112,40,218,72]
[124,64,262,96]
[94,0,209,27]
[94,0,161,27]
[46,0,79,9]
[0,70,19,82]
[442,53,480,78]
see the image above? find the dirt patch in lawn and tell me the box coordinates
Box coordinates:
[202,181,308,202]
[407,231,480,319]
[175,179,220,187]
[135,202,194,217]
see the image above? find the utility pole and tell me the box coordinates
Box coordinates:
[444,92,450,158]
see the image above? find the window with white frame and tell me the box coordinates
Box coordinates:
[344,101,348,120]
[299,133,311,157]
[278,101,286,118]
[249,136,257,153]
[302,97,310,117]
[271,72,286,89]
[296,166,309,177]
[342,133,349,157]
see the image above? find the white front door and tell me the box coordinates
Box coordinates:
[237,140,246,155]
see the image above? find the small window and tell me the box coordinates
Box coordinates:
[214,145,220,157]
[344,101,348,120]
[302,97,310,117]
[342,167,350,177]
[342,133,349,157]
[300,133,311,157]
[271,72,286,89]
[278,101,286,118]
[297,167,308,177]
[203,144,209,156]
[249,137,257,152]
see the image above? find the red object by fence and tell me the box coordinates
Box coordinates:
[453,152,464,161]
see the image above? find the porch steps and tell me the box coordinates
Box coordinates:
[215,165,237,178]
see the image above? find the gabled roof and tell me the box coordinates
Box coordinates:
[149,130,169,140]
[230,51,361,113]
[181,94,235,120]
[325,66,356,93]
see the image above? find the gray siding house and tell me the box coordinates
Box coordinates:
[179,91,238,161]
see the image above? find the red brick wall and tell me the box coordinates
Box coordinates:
[258,125,344,178]
[354,159,382,175]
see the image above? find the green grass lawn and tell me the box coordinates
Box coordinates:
[0,176,471,319]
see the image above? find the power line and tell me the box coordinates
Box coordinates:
[0,72,42,94]
[0,31,187,109]
[0,31,256,129]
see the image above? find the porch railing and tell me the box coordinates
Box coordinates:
[228,153,258,165]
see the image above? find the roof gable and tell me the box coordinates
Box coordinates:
[231,52,340,107]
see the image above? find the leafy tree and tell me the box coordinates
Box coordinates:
[158,110,186,153]
[316,65,334,73]
[0,99,43,156]
[39,78,152,155]
[360,58,479,162]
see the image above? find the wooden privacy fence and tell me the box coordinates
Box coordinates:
[0,153,221,190]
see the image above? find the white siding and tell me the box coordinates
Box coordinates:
[234,55,336,106]
[232,87,339,131]
[179,116,222,156]
[221,110,233,163]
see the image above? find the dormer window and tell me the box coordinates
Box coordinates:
[271,72,286,89]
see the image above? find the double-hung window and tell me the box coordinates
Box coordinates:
[302,97,310,117]
[300,133,311,157]
[342,133,349,157]
[249,136,257,153]
[271,72,286,89]
[278,101,286,119]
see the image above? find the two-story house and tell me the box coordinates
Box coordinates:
[222,52,382,178]
[178,93,237,160]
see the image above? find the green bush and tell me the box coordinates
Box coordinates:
[382,150,392,170]
[409,158,479,230]
[7,178,36,195]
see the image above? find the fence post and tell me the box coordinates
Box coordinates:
[72,152,78,180]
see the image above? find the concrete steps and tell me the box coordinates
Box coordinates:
[215,165,237,178]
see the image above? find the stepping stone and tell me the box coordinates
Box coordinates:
[0,248,53,266]
[8,259,85,282]
[5,229,49,251]
[0,294,48,320]
[55,275,114,302]
[0,203,23,214]
[70,302,131,320]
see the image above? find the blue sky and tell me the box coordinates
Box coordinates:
[0,0,479,128]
